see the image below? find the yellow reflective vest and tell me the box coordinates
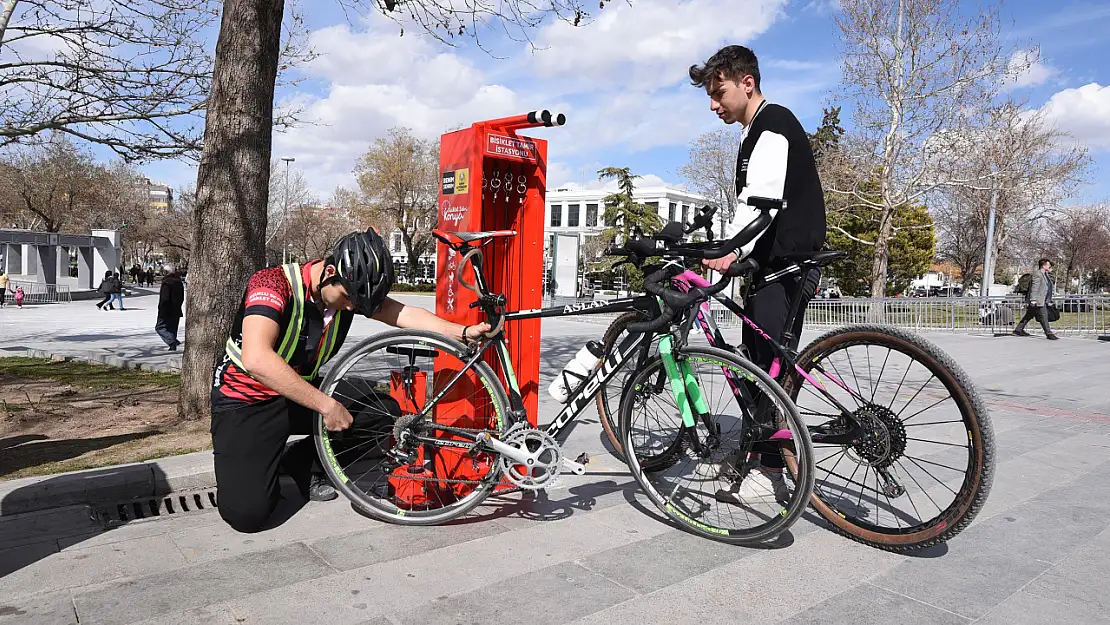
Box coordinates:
[224,263,344,381]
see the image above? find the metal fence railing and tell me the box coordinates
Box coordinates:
[7,280,72,304]
[552,292,1110,337]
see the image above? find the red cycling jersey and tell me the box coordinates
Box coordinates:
[212,261,353,410]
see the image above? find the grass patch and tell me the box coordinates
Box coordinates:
[0,356,179,389]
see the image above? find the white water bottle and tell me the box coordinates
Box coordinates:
[548,341,605,403]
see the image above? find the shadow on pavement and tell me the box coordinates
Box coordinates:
[0,431,161,478]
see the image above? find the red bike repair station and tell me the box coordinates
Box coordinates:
[387,111,567,507]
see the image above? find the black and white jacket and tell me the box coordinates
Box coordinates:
[724,101,826,271]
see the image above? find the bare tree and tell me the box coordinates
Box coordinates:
[354,127,438,283]
[677,126,741,235]
[0,0,317,160]
[180,0,611,422]
[0,137,101,232]
[834,0,1014,296]
[1047,204,1110,293]
[266,161,315,246]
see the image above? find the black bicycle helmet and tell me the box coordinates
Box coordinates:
[325,228,395,316]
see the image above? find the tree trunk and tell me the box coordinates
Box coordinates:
[869,204,894,297]
[178,0,283,421]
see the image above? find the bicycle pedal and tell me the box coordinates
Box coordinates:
[575,452,590,465]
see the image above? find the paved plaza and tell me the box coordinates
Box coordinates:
[2,291,1110,624]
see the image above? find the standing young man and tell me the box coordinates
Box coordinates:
[156,269,186,351]
[211,229,490,533]
[1013,258,1059,340]
[689,45,827,504]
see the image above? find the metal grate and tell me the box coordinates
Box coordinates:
[94,488,218,528]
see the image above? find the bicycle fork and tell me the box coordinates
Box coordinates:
[658,337,718,455]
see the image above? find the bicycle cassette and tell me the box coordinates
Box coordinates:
[497,426,563,491]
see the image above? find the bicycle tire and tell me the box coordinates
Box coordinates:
[620,345,815,545]
[597,311,649,460]
[314,329,513,526]
[783,324,994,552]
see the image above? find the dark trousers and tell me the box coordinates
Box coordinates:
[1016,304,1053,335]
[155,316,180,347]
[210,383,400,533]
[744,268,820,469]
[96,294,112,308]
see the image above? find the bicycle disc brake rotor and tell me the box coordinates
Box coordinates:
[851,404,906,469]
[497,426,563,490]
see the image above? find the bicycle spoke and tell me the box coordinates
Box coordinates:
[902,454,967,474]
[905,437,967,449]
[900,395,950,423]
[895,373,937,418]
[903,420,964,427]
[886,354,914,412]
[872,347,892,404]
[844,348,866,406]
[903,456,958,495]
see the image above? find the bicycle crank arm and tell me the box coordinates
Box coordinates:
[477,432,537,466]
[561,453,588,476]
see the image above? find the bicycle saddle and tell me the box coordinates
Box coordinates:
[432,229,516,249]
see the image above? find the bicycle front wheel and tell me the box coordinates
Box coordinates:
[314,329,512,525]
[620,345,815,545]
[784,324,994,552]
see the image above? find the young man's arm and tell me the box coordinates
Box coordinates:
[239,316,353,430]
[372,296,491,341]
[705,129,788,272]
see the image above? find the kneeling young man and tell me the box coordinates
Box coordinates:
[210,229,488,533]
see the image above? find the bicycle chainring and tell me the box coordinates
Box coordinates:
[496,426,563,491]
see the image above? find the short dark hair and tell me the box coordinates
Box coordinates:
[689,45,761,91]
[1038,258,1051,269]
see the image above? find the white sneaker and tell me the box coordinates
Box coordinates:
[716,469,791,506]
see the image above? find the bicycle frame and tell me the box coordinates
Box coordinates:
[673,269,866,444]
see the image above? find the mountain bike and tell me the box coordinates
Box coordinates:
[312,214,817,545]
[596,205,995,552]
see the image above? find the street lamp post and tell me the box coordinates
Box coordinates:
[281,156,295,264]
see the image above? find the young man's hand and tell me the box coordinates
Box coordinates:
[465,322,493,341]
[703,252,739,273]
[319,398,354,431]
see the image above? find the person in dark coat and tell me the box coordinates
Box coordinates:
[1014,258,1058,340]
[96,270,115,310]
[156,270,186,350]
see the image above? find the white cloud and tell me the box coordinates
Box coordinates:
[1039,83,1110,150]
[529,0,786,90]
[1006,50,1057,90]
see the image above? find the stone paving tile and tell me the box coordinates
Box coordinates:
[307,519,509,571]
[1023,528,1110,615]
[71,542,335,625]
[571,529,906,625]
[55,510,225,551]
[389,562,636,625]
[974,590,1110,625]
[781,582,969,624]
[0,589,77,625]
[129,603,239,625]
[219,504,672,625]
[0,534,187,601]
[0,540,58,580]
[868,538,1051,619]
[574,528,759,594]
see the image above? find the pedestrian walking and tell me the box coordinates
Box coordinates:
[110,272,126,310]
[145,268,155,287]
[0,269,9,308]
[1014,258,1059,340]
[156,269,186,351]
[96,270,115,310]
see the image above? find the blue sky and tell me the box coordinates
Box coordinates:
[138,0,1110,203]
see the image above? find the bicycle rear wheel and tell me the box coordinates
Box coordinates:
[783,324,994,552]
[314,329,512,525]
[620,345,814,545]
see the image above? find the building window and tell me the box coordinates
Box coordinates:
[567,203,580,228]
[391,233,403,254]
[681,204,689,224]
[550,204,562,227]
[586,203,598,227]
[669,202,677,222]
[646,201,659,217]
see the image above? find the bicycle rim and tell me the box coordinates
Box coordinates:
[314,329,511,525]
[620,345,814,545]
[785,324,994,551]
